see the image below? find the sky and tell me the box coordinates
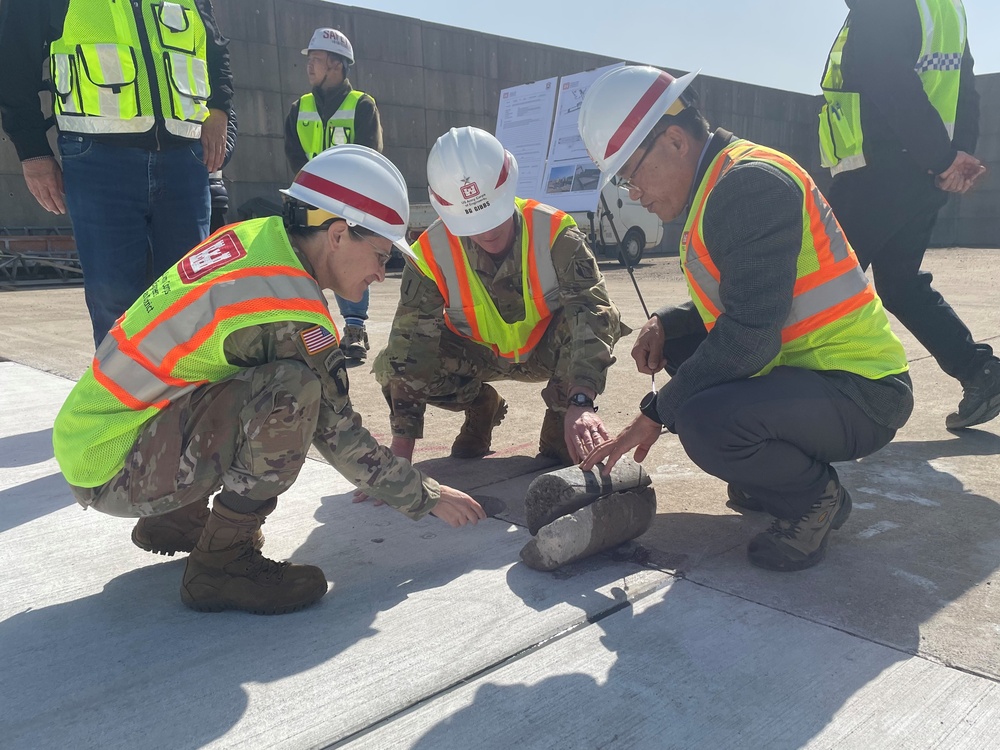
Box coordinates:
[335,0,1000,94]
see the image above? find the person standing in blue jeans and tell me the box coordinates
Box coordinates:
[284,28,383,362]
[0,0,233,348]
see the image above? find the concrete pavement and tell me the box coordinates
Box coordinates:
[0,249,998,748]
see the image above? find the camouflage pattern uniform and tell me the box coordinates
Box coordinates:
[372,216,624,439]
[72,257,440,521]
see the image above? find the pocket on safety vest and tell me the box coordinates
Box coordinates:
[51,53,83,115]
[163,52,210,122]
[154,1,197,54]
[75,43,141,121]
[818,92,862,169]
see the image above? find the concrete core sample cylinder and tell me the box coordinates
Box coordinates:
[524,457,651,536]
[520,486,656,572]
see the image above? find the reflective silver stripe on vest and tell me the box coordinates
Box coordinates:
[812,185,851,262]
[424,223,475,337]
[53,55,81,114]
[687,245,869,330]
[94,44,127,119]
[56,114,155,134]
[915,51,963,72]
[684,252,724,313]
[829,152,867,176]
[527,207,560,308]
[784,265,871,328]
[329,106,357,121]
[298,110,322,123]
[96,273,327,406]
[164,118,203,138]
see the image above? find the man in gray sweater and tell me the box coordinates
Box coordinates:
[578,65,913,573]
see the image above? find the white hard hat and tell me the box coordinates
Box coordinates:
[426,127,518,236]
[579,65,699,188]
[281,145,414,258]
[302,28,355,65]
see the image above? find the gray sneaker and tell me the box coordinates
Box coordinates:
[946,358,1000,430]
[341,324,370,361]
[747,468,852,572]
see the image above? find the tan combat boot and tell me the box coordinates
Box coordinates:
[537,409,573,466]
[747,468,853,572]
[132,496,264,556]
[450,384,508,458]
[180,499,327,615]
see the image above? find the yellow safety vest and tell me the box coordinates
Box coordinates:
[296,90,366,159]
[53,217,338,487]
[819,0,966,174]
[410,198,575,362]
[681,140,908,379]
[49,0,211,139]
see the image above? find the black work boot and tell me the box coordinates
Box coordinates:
[537,409,573,466]
[341,324,370,362]
[747,468,852,572]
[181,499,327,615]
[450,384,508,458]
[726,485,765,513]
[947,358,1000,429]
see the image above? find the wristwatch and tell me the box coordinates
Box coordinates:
[567,392,597,411]
[639,391,663,424]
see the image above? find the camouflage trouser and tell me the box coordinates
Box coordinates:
[70,360,322,518]
[373,312,576,439]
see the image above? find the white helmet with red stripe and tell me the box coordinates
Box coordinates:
[426,126,518,236]
[281,144,414,258]
[579,65,699,189]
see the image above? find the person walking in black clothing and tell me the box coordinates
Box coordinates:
[820,0,998,430]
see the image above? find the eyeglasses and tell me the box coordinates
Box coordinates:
[617,130,666,193]
[354,231,393,268]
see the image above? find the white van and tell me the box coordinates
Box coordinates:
[569,177,663,266]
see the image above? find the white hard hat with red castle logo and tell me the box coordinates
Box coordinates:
[281,144,414,258]
[579,65,699,189]
[302,27,355,65]
[426,127,519,236]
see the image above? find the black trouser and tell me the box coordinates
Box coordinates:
[828,157,993,383]
[673,365,896,520]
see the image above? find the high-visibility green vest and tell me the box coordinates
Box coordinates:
[296,90,367,159]
[818,0,966,174]
[53,217,338,488]
[49,0,211,139]
[681,140,908,379]
[409,198,574,362]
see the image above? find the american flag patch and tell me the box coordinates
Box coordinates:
[300,325,338,355]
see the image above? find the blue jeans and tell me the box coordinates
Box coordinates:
[335,288,369,327]
[59,135,210,347]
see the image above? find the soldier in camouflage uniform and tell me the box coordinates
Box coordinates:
[53,146,485,616]
[373,128,624,467]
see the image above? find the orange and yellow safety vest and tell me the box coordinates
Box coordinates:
[54,217,337,487]
[410,197,575,362]
[681,140,908,379]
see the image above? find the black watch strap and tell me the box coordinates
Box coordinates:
[639,391,663,424]
[568,392,597,411]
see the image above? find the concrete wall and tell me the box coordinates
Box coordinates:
[1,0,997,247]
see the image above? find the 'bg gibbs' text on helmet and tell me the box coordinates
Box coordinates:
[302,27,355,65]
[579,65,699,189]
[426,127,519,237]
[280,145,414,258]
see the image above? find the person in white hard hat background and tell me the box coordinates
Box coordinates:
[577,65,914,572]
[372,126,625,469]
[284,27,383,363]
[51,145,486,616]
